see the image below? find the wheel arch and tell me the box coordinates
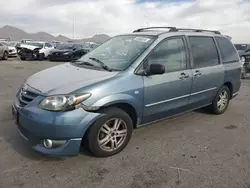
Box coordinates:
[223,82,233,99]
[99,102,138,128]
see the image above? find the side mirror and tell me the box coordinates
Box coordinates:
[145,63,165,75]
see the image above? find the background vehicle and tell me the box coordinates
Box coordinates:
[0,42,9,60]
[234,44,250,79]
[17,41,54,60]
[49,43,89,61]
[12,27,241,158]
[234,44,250,57]
[1,41,18,57]
[20,39,33,43]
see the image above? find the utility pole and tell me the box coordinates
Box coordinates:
[72,15,75,41]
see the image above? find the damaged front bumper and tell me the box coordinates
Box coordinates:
[17,47,44,60]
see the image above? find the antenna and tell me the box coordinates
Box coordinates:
[72,15,75,41]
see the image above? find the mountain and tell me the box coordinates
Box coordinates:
[76,34,111,44]
[0,25,110,43]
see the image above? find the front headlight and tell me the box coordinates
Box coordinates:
[39,93,91,111]
[63,52,70,55]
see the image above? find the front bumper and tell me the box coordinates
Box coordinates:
[9,51,17,57]
[12,95,102,156]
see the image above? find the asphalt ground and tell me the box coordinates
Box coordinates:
[1,58,250,188]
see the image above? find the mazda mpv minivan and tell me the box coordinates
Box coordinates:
[12,27,241,157]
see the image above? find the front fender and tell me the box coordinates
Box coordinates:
[86,93,143,123]
[39,48,50,57]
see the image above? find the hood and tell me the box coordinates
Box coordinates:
[19,44,41,51]
[244,51,250,56]
[51,49,73,53]
[8,46,16,50]
[26,63,118,95]
[237,50,246,57]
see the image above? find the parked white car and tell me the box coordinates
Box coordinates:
[17,41,54,60]
[1,41,18,57]
[0,42,9,60]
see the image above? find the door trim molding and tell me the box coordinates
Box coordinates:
[145,87,217,107]
[145,94,190,107]
[190,87,217,96]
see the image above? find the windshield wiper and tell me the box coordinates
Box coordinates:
[89,57,112,71]
[71,60,94,66]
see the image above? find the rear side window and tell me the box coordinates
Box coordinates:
[215,37,239,63]
[189,36,219,68]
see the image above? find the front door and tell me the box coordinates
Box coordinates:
[0,43,3,57]
[142,36,192,124]
[187,36,224,109]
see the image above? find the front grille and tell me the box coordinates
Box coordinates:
[9,49,13,52]
[18,86,40,107]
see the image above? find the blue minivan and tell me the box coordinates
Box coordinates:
[12,27,241,157]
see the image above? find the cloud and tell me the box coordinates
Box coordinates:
[0,0,249,42]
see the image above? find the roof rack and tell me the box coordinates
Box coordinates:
[133,27,177,33]
[133,27,221,34]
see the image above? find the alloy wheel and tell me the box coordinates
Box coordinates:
[98,118,127,152]
[217,90,228,111]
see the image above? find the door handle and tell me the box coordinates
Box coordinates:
[194,70,201,77]
[179,72,189,80]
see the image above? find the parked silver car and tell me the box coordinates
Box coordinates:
[0,42,8,60]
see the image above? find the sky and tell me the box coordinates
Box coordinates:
[0,0,249,42]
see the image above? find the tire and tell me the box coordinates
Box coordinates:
[2,51,8,60]
[20,57,26,60]
[86,107,133,157]
[210,85,230,115]
[38,53,45,61]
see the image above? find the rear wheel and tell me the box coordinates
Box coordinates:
[2,51,8,60]
[86,107,133,157]
[210,85,230,114]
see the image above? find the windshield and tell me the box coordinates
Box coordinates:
[75,35,156,71]
[26,42,44,48]
[235,44,248,51]
[56,44,73,50]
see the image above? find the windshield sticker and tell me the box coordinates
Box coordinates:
[134,37,151,42]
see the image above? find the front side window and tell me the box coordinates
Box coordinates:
[75,35,156,71]
[189,36,219,68]
[45,43,52,48]
[147,37,187,72]
[216,37,239,63]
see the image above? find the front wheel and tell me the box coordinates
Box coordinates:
[86,108,133,157]
[2,51,8,60]
[38,53,45,61]
[210,85,230,114]
[20,56,26,60]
